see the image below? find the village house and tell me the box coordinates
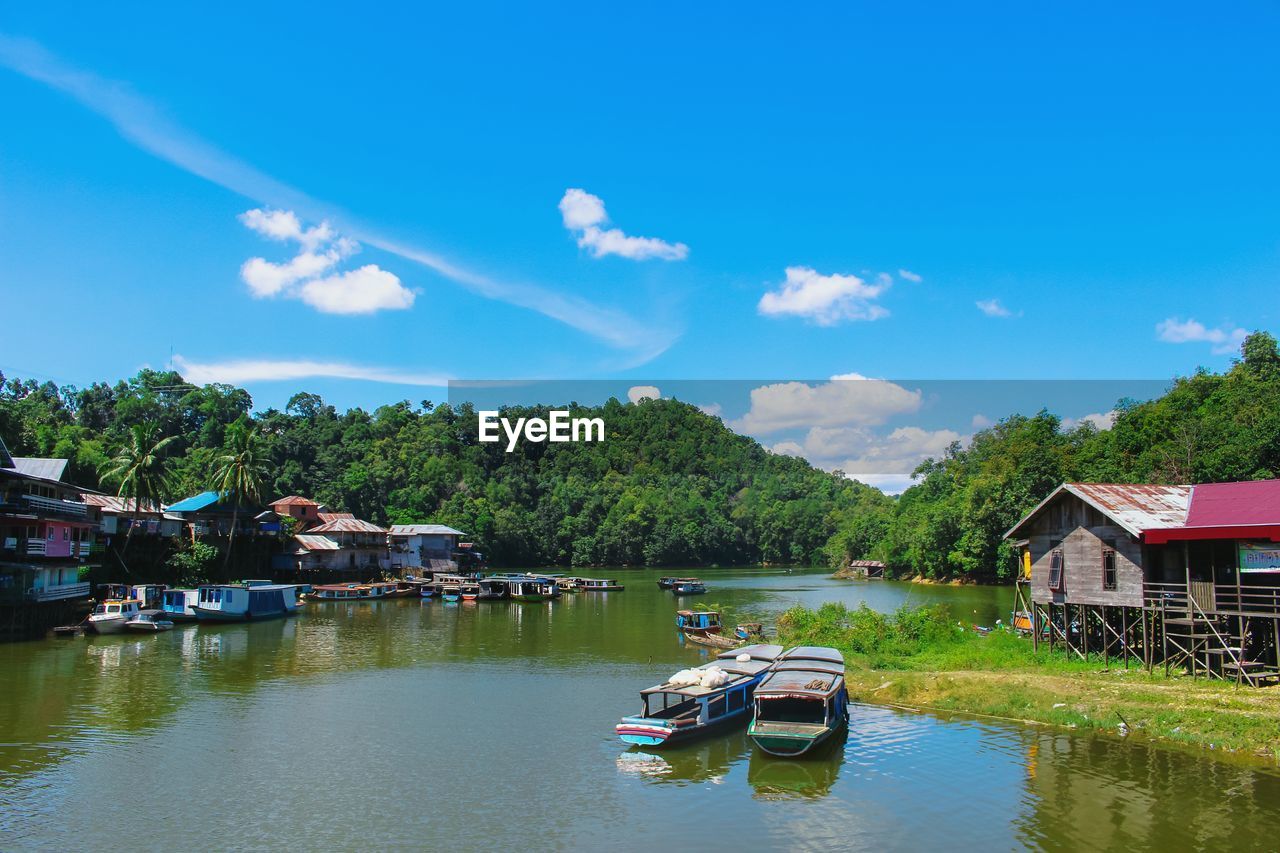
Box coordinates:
[388,523,464,571]
[268,495,327,530]
[164,491,272,538]
[1006,480,1280,685]
[83,494,184,539]
[0,439,98,626]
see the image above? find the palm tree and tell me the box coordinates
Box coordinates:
[99,422,177,556]
[212,418,269,569]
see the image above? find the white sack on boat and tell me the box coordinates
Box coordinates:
[699,666,728,688]
[668,669,704,687]
[736,653,751,662]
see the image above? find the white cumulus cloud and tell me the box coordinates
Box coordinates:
[1062,411,1117,431]
[976,298,1013,318]
[732,376,921,435]
[239,209,415,315]
[559,188,688,261]
[758,267,891,325]
[1156,317,1247,355]
[627,385,661,404]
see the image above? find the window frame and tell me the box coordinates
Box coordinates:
[1048,548,1065,591]
[1102,542,1117,591]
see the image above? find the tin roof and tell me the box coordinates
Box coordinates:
[165,491,225,512]
[317,512,355,522]
[295,534,341,551]
[307,517,387,534]
[271,495,320,507]
[1185,480,1280,528]
[83,494,182,520]
[1005,483,1192,540]
[389,524,464,536]
[11,457,68,481]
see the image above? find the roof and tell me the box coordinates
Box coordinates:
[1185,480,1280,528]
[166,491,225,513]
[295,534,341,551]
[317,512,354,522]
[84,494,161,514]
[1004,483,1192,540]
[756,667,845,699]
[308,517,387,534]
[389,524,465,536]
[11,457,68,481]
[271,495,320,507]
[848,560,886,568]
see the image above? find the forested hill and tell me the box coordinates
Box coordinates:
[0,377,891,567]
[4,331,1278,576]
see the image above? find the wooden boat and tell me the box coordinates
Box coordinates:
[676,609,722,639]
[577,577,624,592]
[736,622,764,641]
[309,582,399,602]
[87,598,143,634]
[748,646,849,757]
[161,588,200,622]
[478,578,509,600]
[509,577,555,602]
[124,613,175,633]
[673,579,707,595]
[616,644,784,747]
[98,583,167,610]
[191,583,305,621]
[658,576,698,590]
[52,625,85,637]
[685,631,741,650]
[556,578,582,593]
[460,582,480,601]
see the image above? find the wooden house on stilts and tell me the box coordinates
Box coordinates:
[1006,481,1280,686]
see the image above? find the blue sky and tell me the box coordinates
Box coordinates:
[1,4,1278,487]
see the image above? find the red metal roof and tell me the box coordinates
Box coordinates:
[1185,480,1280,527]
[271,495,320,507]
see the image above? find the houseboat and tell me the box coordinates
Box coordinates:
[308,582,399,602]
[87,598,143,634]
[577,577,624,591]
[658,576,698,590]
[557,577,582,593]
[677,609,722,638]
[161,588,200,622]
[616,644,784,747]
[673,579,707,595]
[509,577,556,602]
[478,577,509,600]
[460,582,480,601]
[191,584,305,621]
[98,583,167,610]
[124,613,174,633]
[748,646,849,757]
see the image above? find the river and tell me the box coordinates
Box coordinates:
[2,568,1278,850]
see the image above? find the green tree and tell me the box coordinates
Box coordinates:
[98,422,177,556]
[212,417,269,569]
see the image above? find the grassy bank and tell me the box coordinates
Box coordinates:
[776,603,1280,763]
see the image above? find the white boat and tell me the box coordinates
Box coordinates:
[160,588,200,622]
[124,613,175,633]
[87,599,143,634]
[191,583,306,622]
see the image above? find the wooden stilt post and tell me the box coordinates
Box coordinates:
[1102,605,1109,668]
[1081,604,1089,661]
[1122,607,1129,670]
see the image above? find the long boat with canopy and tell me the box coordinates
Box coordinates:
[748,646,849,757]
[616,644,784,748]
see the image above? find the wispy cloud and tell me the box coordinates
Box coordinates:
[559,189,689,261]
[758,267,893,325]
[897,268,923,283]
[171,355,449,387]
[239,208,415,314]
[1156,317,1247,355]
[0,35,674,360]
[976,298,1013,318]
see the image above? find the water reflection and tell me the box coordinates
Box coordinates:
[748,738,844,800]
[617,729,752,786]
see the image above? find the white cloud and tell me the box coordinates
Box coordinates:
[171,355,449,386]
[733,377,921,435]
[627,385,661,404]
[1156,317,1247,355]
[898,268,923,283]
[976,298,1013,318]
[1063,411,1116,431]
[697,402,723,417]
[299,265,417,315]
[758,266,891,325]
[770,441,805,457]
[559,188,688,261]
[239,208,414,314]
[971,413,995,429]
[771,423,964,495]
[0,37,674,362]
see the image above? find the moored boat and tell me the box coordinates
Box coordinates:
[191,583,305,621]
[577,577,624,592]
[160,588,200,622]
[748,646,849,757]
[676,609,723,639]
[659,576,698,590]
[509,577,555,602]
[673,579,707,595]
[124,613,175,633]
[557,577,582,593]
[87,598,143,634]
[478,578,509,599]
[616,644,784,747]
[736,622,764,641]
[308,582,399,602]
[460,582,480,601]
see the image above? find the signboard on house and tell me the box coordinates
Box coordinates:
[1239,543,1280,573]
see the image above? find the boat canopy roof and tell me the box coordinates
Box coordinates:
[641,657,770,697]
[780,646,844,665]
[719,643,784,662]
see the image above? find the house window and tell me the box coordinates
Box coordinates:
[1048,549,1065,591]
[1102,546,1117,591]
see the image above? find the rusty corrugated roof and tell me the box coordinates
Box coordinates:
[1005,482,1191,539]
[271,495,320,507]
[295,534,341,551]
[308,517,387,534]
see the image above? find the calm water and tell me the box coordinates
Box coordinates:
[2,568,1278,850]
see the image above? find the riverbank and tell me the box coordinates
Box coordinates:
[777,602,1280,763]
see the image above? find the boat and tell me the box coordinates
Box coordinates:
[748,646,849,757]
[658,576,698,590]
[736,622,764,641]
[124,613,175,633]
[460,582,480,601]
[509,577,556,602]
[98,583,167,610]
[676,609,723,638]
[191,583,305,622]
[673,579,707,595]
[616,644,784,747]
[308,582,399,602]
[577,577,624,592]
[557,578,582,593]
[440,582,461,602]
[478,578,509,600]
[87,598,143,634]
[160,588,200,622]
